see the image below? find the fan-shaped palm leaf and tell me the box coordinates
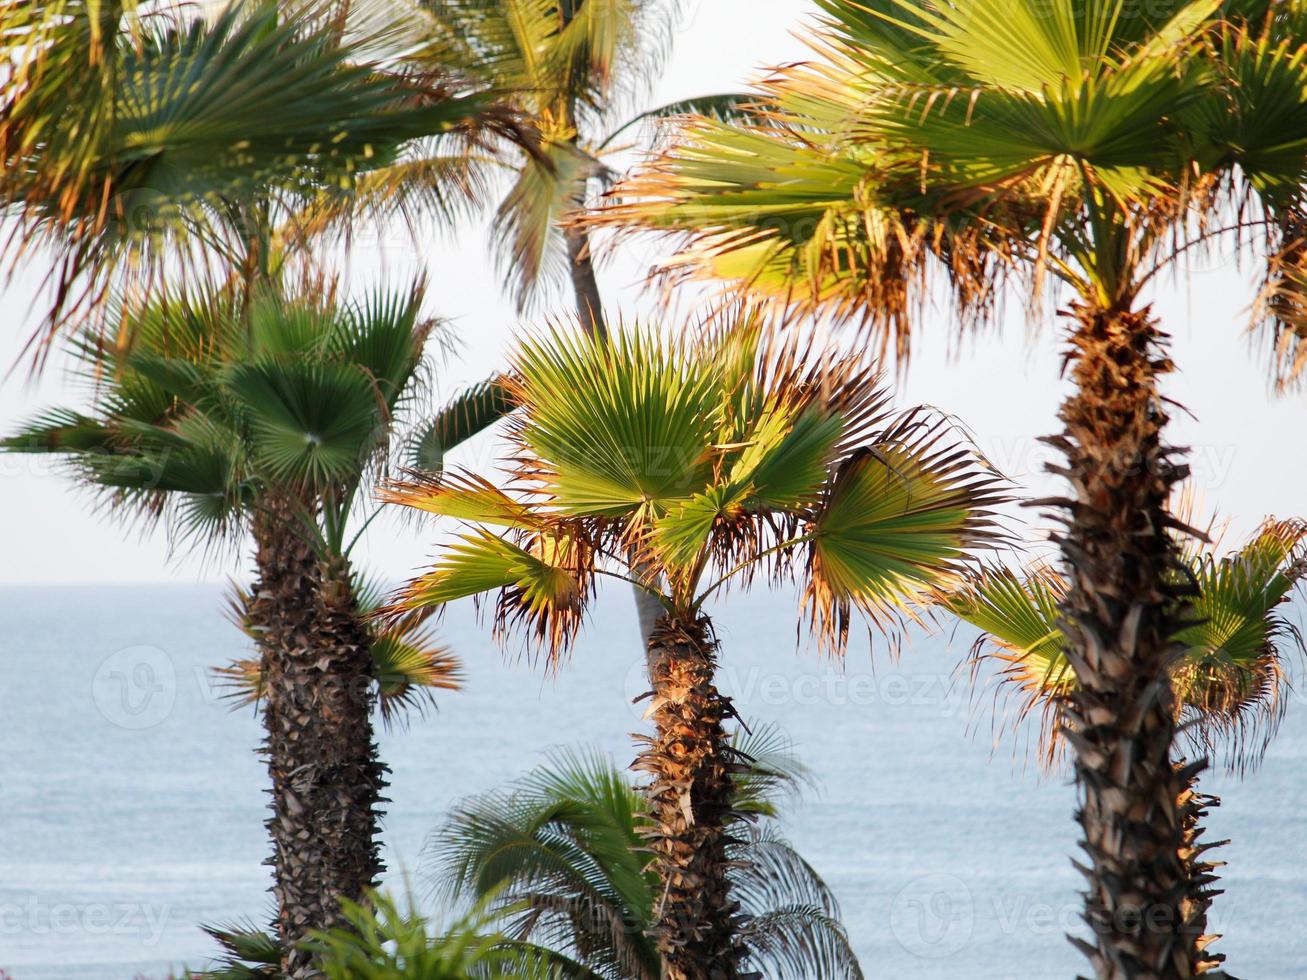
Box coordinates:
[950,518,1307,766]
[0,1,517,342]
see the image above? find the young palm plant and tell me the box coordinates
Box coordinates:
[427,725,863,979]
[590,3,1307,973]
[3,281,466,976]
[381,318,1006,979]
[949,518,1307,975]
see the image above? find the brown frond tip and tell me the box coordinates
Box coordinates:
[492,526,598,670]
[1253,210,1307,390]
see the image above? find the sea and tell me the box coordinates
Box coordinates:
[2,583,1305,978]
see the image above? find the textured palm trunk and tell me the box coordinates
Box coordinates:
[566,224,608,341]
[634,615,745,980]
[1175,762,1228,975]
[1048,304,1200,979]
[249,502,387,978]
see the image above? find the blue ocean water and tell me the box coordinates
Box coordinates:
[1,583,1304,978]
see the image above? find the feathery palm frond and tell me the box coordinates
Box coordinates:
[425,736,860,979]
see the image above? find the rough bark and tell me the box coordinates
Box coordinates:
[633,615,745,980]
[1044,304,1202,979]
[249,501,387,978]
[1175,762,1229,976]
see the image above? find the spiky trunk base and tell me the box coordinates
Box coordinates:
[634,615,745,980]
[250,504,387,979]
[1045,304,1201,979]
[1176,762,1230,976]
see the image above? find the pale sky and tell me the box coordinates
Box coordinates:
[1,0,1303,585]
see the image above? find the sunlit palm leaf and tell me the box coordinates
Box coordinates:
[509,329,720,515]
[804,414,1009,651]
[391,526,591,657]
[381,470,537,528]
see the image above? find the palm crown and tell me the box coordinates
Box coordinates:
[365,0,757,312]
[594,1,1307,364]
[383,315,1008,654]
[9,281,431,542]
[0,0,520,341]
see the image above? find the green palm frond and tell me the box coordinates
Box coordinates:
[189,918,281,979]
[508,328,720,516]
[952,518,1307,767]
[390,526,592,659]
[426,737,860,979]
[1173,519,1307,762]
[227,360,383,490]
[410,377,517,473]
[0,409,114,453]
[381,470,537,528]
[803,413,1009,652]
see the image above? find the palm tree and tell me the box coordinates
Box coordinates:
[2,281,473,976]
[588,3,1307,972]
[347,0,756,335]
[0,0,520,350]
[380,318,1006,979]
[365,0,762,646]
[949,517,1307,974]
[428,725,863,979]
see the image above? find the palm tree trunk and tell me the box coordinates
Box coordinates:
[565,225,608,341]
[1049,303,1201,979]
[249,501,387,978]
[633,615,744,980]
[1175,761,1229,975]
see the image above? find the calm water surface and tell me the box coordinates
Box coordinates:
[2,584,1304,978]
